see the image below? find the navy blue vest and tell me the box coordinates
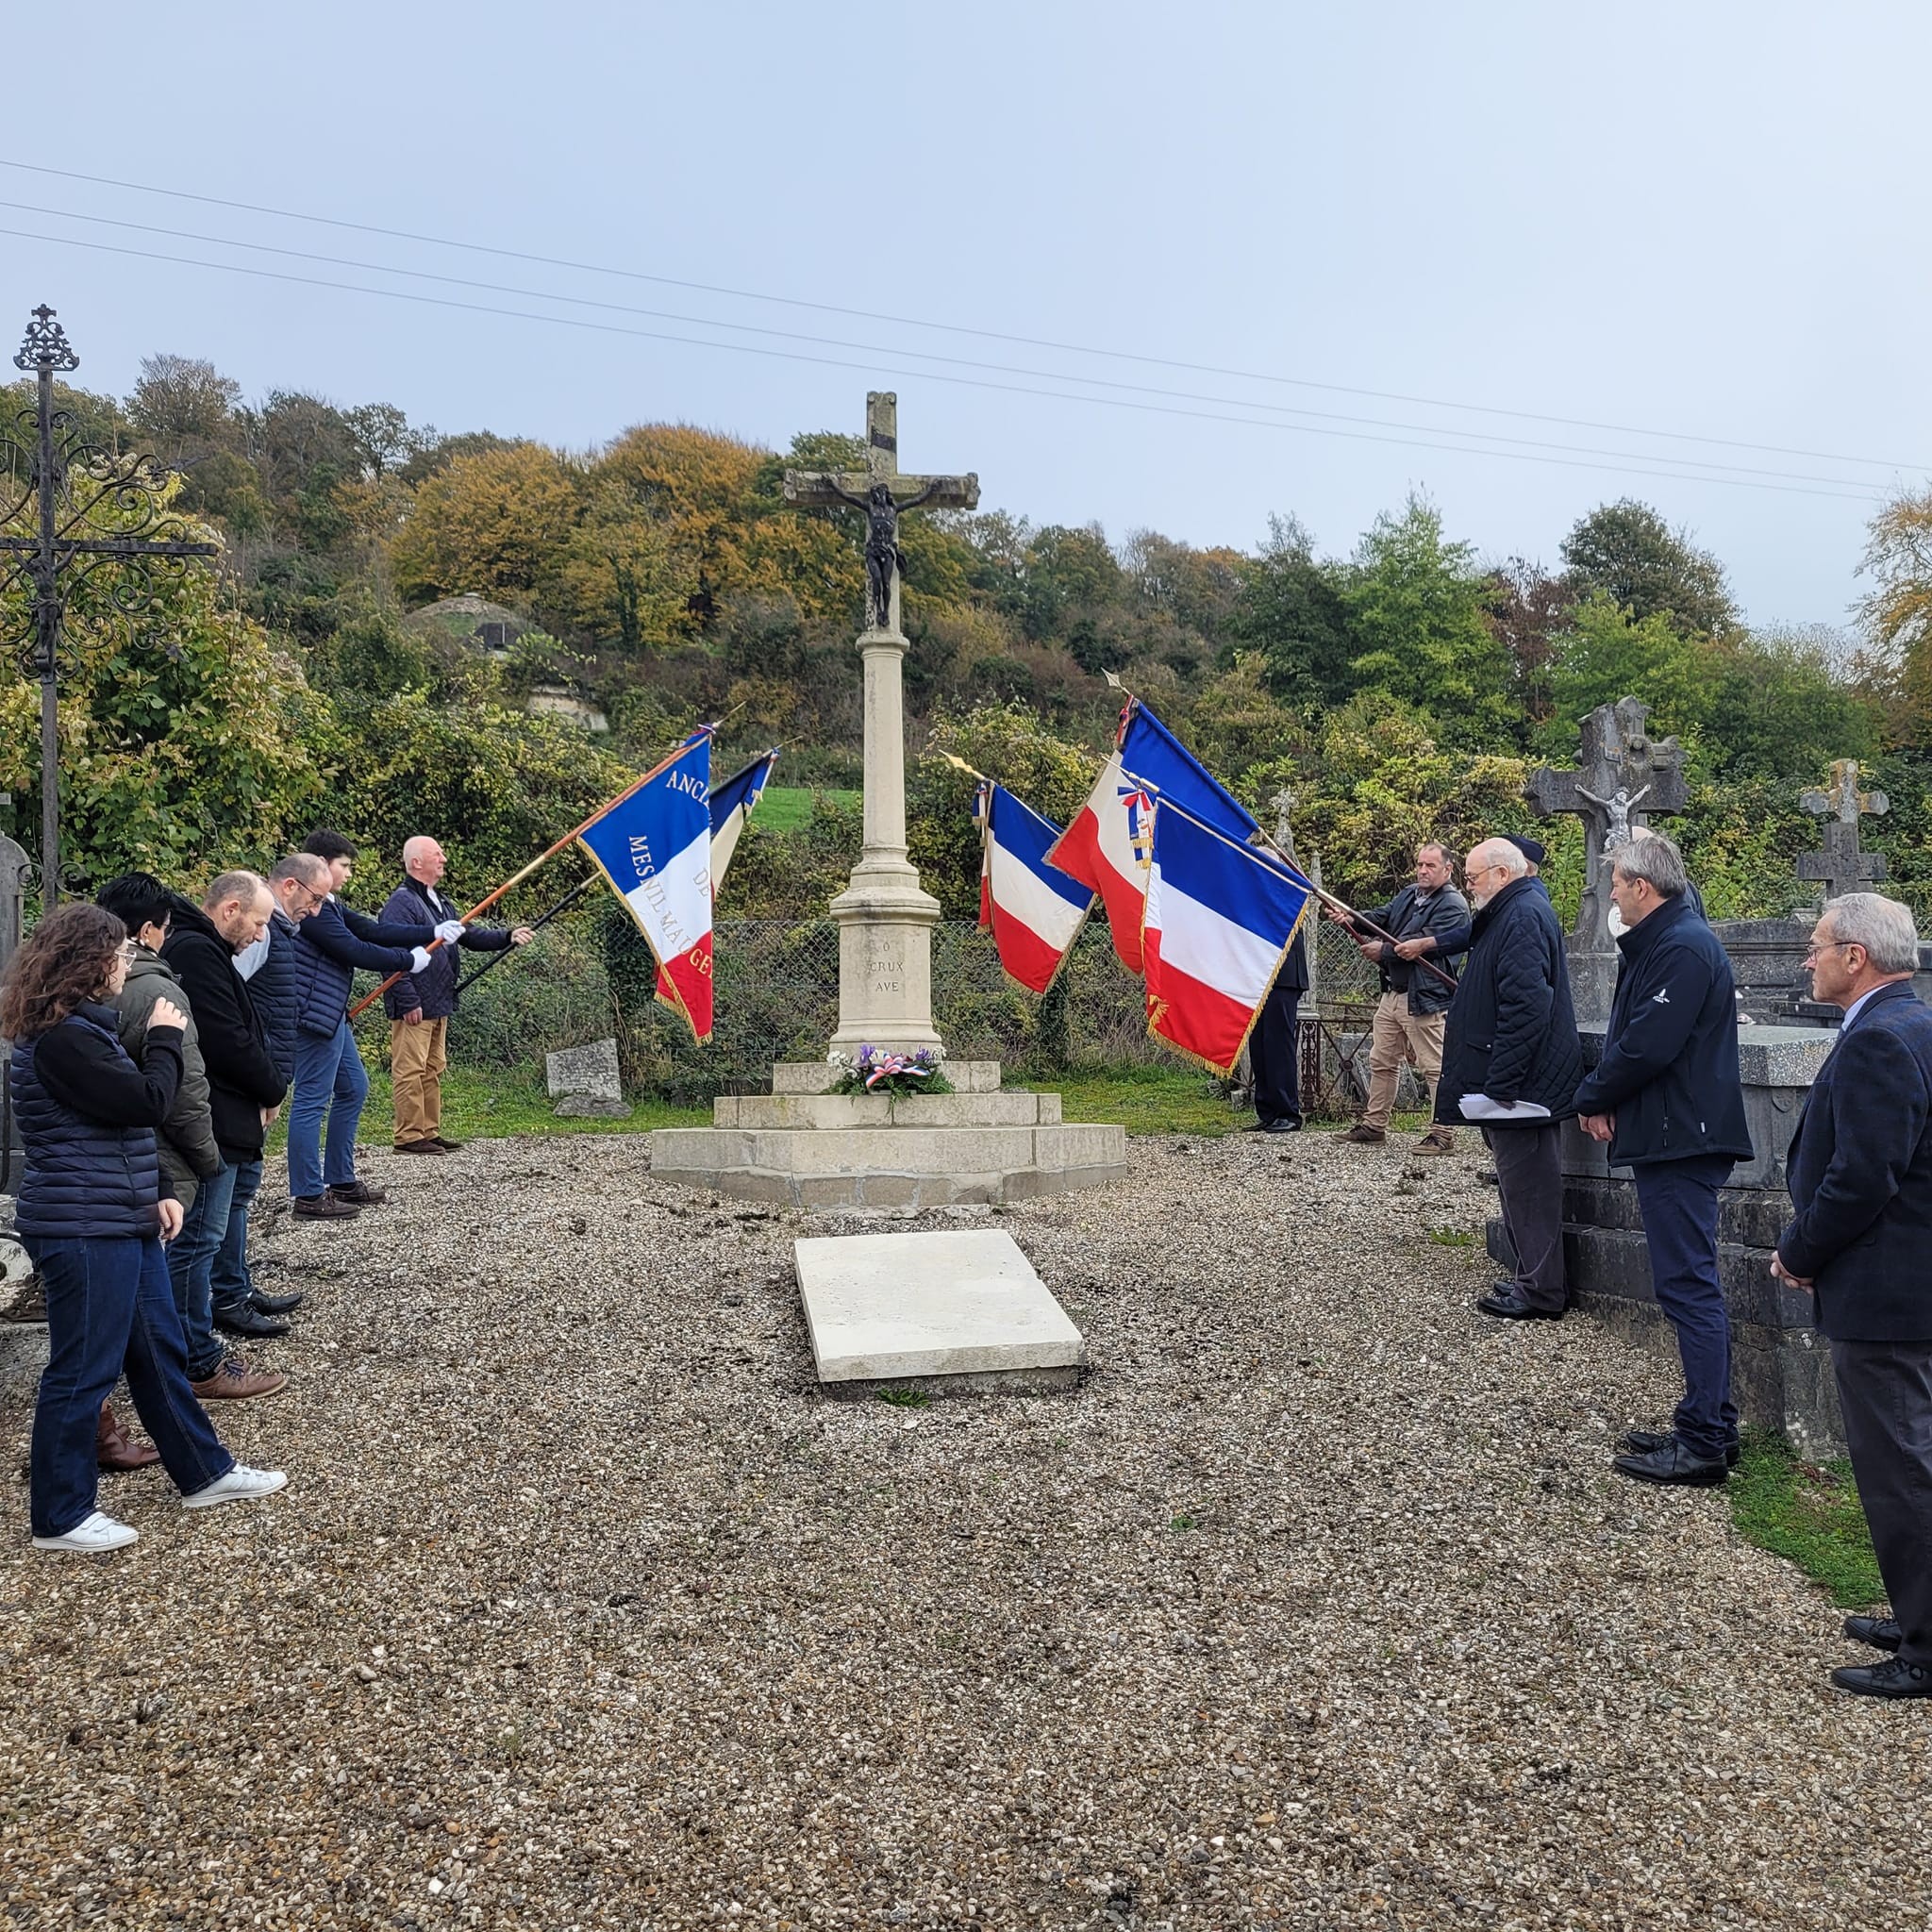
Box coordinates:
[8,1006,164,1241]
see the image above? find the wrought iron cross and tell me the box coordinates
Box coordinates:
[1798,758,1889,902]
[782,392,977,635]
[0,306,220,910]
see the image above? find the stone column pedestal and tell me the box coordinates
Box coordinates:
[828,628,942,1058]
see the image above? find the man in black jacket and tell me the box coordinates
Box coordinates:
[1245,923,1309,1134]
[160,874,289,1403]
[1774,892,1932,1699]
[1572,835,1753,1487]
[1436,839,1583,1320]
[1330,842,1469,1153]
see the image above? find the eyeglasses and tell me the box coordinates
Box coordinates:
[1804,940,1857,961]
[116,941,137,962]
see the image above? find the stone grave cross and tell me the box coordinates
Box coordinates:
[1525,696,1687,1023]
[782,394,979,1056]
[1797,759,1889,903]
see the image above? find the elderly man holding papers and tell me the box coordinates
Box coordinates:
[1435,837,1584,1321]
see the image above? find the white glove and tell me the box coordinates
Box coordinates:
[434,919,466,946]
[408,946,434,974]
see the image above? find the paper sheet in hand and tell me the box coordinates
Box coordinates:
[1458,1095,1552,1123]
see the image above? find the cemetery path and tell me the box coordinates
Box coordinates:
[1,1130,1926,1930]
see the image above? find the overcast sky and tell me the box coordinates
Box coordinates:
[8,1,1926,628]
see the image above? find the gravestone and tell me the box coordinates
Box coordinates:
[1524,697,1687,1025]
[648,395,1127,1211]
[0,831,28,1173]
[546,1038,631,1119]
[1797,759,1888,905]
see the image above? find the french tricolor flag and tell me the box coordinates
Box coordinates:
[1048,701,1257,975]
[580,731,716,1043]
[976,784,1095,994]
[1142,801,1312,1075]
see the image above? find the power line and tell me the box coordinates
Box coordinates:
[0,155,1920,477]
[0,222,1889,506]
[0,195,1890,495]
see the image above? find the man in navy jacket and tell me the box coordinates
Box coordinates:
[1572,834,1753,1488]
[285,830,451,1220]
[1435,838,1583,1319]
[379,836,532,1156]
[1774,892,1932,1699]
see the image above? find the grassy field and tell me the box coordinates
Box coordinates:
[1728,1429,1884,1608]
[757,785,860,833]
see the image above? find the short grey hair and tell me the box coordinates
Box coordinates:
[1608,834,1687,900]
[203,868,269,912]
[1470,837,1528,882]
[269,852,327,889]
[1824,892,1921,974]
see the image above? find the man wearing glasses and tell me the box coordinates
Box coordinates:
[1570,834,1753,1488]
[1774,892,1932,1699]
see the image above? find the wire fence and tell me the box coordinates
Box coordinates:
[379,910,1390,1105]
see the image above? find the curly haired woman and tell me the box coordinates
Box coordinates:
[2,903,287,1553]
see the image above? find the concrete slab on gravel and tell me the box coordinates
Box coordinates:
[795,1228,1085,1384]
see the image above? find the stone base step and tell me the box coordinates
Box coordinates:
[714,1091,1060,1130]
[649,1121,1126,1211]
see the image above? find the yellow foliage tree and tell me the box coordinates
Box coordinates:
[391,441,580,606]
[1858,487,1932,742]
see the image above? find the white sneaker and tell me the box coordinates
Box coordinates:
[33,1509,140,1554]
[182,1465,288,1510]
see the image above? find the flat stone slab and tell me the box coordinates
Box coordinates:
[795,1229,1086,1384]
[547,1038,623,1101]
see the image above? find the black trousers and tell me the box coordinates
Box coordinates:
[1485,1122,1567,1312]
[1833,1338,1932,1667]
[1249,984,1303,1125]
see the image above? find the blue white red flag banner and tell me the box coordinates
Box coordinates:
[1141,798,1313,1074]
[581,731,715,1043]
[655,748,779,1013]
[976,782,1095,994]
[1047,699,1257,975]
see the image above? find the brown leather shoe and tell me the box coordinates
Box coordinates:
[97,1400,160,1472]
[1343,1124,1387,1144]
[292,1192,358,1220]
[1416,1125,1457,1154]
[429,1136,465,1152]
[394,1140,444,1157]
[330,1179,390,1203]
[192,1357,289,1402]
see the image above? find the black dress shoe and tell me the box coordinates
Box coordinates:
[1475,1286,1563,1322]
[1613,1439,1728,1487]
[212,1302,292,1341]
[1622,1427,1741,1469]
[1843,1615,1905,1653]
[250,1288,306,1318]
[1831,1657,1932,1699]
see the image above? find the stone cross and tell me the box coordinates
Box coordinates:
[1270,788,1299,862]
[0,826,28,986]
[782,394,978,1057]
[1797,759,1889,903]
[1526,696,1688,1024]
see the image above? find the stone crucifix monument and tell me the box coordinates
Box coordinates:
[1525,696,1687,1026]
[780,392,976,1057]
[1798,758,1889,905]
[647,393,1126,1213]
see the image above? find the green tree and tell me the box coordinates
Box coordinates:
[1228,513,1355,706]
[1560,499,1738,638]
[1341,495,1517,743]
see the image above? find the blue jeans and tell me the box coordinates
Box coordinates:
[26,1235,232,1537]
[1633,1155,1740,1464]
[166,1161,239,1383]
[210,1158,263,1313]
[288,1019,368,1199]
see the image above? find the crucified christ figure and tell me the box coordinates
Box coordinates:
[1576,781,1652,860]
[817,475,944,629]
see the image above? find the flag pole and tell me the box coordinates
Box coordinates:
[346,731,710,1021]
[452,874,597,998]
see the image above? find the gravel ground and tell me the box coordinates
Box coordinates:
[1,1127,1927,1931]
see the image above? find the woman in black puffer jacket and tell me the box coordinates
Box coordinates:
[2,904,287,1555]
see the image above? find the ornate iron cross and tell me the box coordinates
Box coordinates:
[0,306,220,909]
[781,391,977,635]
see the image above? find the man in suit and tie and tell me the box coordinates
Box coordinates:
[1774,891,1932,1699]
